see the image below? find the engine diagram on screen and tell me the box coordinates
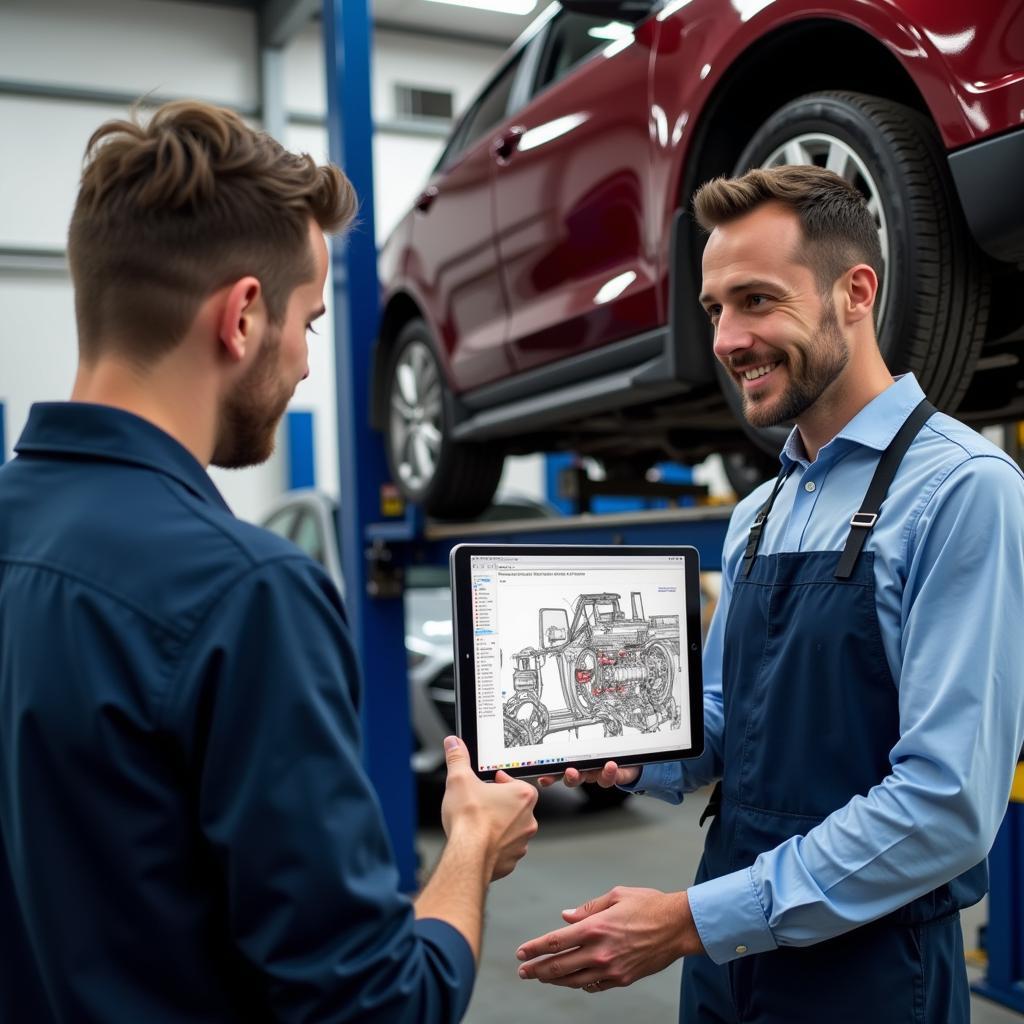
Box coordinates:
[502,591,681,748]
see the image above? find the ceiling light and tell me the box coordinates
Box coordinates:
[424,0,538,14]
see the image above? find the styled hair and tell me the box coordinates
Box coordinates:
[692,165,883,294]
[68,100,357,362]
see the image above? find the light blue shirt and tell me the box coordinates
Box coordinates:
[632,374,1024,964]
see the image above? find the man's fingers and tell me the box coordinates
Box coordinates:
[561,889,618,922]
[536,774,562,788]
[443,735,468,773]
[517,947,600,983]
[564,763,620,788]
[516,922,585,963]
[494,769,514,783]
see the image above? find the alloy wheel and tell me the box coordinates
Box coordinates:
[761,132,891,325]
[388,340,444,493]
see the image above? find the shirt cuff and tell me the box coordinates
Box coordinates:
[687,867,777,965]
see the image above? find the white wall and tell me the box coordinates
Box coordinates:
[0,0,278,515]
[0,0,538,518]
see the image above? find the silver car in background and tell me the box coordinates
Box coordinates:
[258,489,630,809]
[260,489,455,778]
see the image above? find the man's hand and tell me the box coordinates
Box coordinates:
[536,760,640,791]
[416,737,539,960]
[515,886,704,993]
[440,736,538,880]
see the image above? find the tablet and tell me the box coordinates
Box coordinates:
[449,543,703,781]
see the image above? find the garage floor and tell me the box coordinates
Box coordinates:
[418,784,1021,1023]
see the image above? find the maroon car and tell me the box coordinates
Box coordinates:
[373,0,1024,517]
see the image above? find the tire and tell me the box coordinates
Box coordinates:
[720,90,989,455]
[384,319,505,519]
[722,446,779,499]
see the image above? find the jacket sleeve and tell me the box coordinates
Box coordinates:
[163,556,475,1023]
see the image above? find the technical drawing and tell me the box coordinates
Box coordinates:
[502,591,681,748]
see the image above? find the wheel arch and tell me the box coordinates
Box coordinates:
[370,291,425,431]
[669,18,935,379]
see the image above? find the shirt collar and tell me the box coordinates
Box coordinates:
[780,373,926,469]
[14,402,232,512]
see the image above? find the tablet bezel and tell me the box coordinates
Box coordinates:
[449,543,704,781]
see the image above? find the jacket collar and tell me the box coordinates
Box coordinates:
[14,402,231,512]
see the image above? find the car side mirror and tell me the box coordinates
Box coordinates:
[540,608,570,648]
[559,0,655,23]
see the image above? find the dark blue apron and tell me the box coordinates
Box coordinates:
[682,401,986,1023]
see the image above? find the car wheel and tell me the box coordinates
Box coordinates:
[385,319,505,519]
[719,90,989,456]
[721,445,779,498]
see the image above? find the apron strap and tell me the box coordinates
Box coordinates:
[741,463,793,578]
[834,398,937,580]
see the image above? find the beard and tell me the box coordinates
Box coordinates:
[736,300,848,429]
[211,327,293,469]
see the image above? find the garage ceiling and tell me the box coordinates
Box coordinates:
[183,0,536,47]
[374,0,538,46]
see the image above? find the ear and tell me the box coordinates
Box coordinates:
[838,264,877,326]
[217,277,263,362]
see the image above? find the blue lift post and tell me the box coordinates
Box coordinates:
[972,762,1024,1012]
[322,0,418,891]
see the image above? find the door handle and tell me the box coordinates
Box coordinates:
[414,185,439,212]
[492,126,524,164]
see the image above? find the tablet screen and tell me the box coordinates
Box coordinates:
[453,545,702,777]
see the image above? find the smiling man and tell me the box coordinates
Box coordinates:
[516,165,1024,1023]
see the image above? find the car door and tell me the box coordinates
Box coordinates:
[491,9,661,374]
[409,48,527,391]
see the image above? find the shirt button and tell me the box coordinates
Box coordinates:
[736,945,748,954]
[804,481,816,492]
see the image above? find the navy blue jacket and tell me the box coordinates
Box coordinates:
[0,403,474,1023]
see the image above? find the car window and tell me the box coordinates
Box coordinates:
[263,507,298,541]
[446,48,525,163]
[532,12,625,93]
[290,510,326,567]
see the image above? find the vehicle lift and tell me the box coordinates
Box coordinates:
[323,0,729,892]
[323,4,1022,1014]
[972,761,1024,1012]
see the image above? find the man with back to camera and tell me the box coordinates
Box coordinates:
[515,165,1024,1022]
[0,100,538,1024]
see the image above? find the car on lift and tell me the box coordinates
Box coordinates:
[259,490,630,808]
[371,0,1024,518]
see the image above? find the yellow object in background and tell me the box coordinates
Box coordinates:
[1010,763,1024,804]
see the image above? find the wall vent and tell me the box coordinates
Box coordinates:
[395,84,454,123]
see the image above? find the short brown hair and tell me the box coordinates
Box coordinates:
[68,100,357,363]
[693,165,883,294]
